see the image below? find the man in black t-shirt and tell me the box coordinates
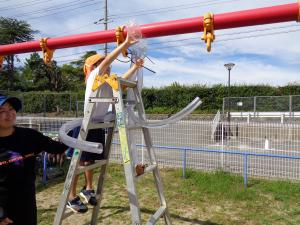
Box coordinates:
[0,95,68,225]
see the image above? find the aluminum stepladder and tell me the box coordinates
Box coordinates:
[54,76,172,225]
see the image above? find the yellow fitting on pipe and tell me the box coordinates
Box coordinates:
[0,55,4,70]
[40,37,54,65]
[115,26,128,57]
[201,12,215,52]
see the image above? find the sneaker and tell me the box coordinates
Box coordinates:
[67,196,88,213]
[80,188,98,206]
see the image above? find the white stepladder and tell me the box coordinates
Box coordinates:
[54,75,202,225]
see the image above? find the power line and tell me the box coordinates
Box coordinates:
[50,0,239,38]
[217,28,300,42]
[149,28,300,50]
[146,24,300,46]
[23,2,102,21]
[104,0,108,56]
[55,48,105,59]
[11,0,99,18]
[0,0,55,12]
[53,22,96,37]
[43,0,242,38]
[109,0,240,20]
[49,0,239,37]
[109,0,232,18]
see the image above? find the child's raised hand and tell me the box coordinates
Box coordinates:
[135,59,144,68]
[124,33,139,46]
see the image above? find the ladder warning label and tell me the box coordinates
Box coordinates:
[119,127,130,164]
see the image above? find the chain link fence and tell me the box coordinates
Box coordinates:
[16,116,300,184]
[223,95,300,123]
[223,95,300,114]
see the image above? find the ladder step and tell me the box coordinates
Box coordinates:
[119,78,137,88]
[146,206,167,225]
[127,125,142,130]
[76,160,107,175]
[89,97,118,103]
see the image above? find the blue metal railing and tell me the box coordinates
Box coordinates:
[113,142,300,188]
[40,136,300,188]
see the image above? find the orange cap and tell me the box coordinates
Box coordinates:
[83,54,105,81]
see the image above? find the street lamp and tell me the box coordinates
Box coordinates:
[224,63,235,122]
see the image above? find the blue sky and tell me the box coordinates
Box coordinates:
[2,0,300,87]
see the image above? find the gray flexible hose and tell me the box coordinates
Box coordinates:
[59,118,103,154]
[127,97,202,128]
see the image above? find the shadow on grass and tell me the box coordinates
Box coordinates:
[97,205,221,225]
[38,205,220,225]
[36,174,67,192]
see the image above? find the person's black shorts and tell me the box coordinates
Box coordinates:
[67,127,105,162]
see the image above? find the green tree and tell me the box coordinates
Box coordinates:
[60,50,97,91]
[23,53,66,91]
[0,17,37,89]
[60,64,85,91]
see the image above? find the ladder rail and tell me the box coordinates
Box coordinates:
[133,86,172,225]
[91,123,115,225]
[54,89,102,225]
[113,82,142,224]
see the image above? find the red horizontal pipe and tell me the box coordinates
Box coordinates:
[0,2,298,55]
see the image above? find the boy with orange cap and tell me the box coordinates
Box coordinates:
[67,33,144,213]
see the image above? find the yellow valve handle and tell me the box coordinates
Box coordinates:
[115,26,128,57]
[40,37,54,65]
[201,12,215,52]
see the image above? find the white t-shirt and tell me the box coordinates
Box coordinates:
[84,68,113,122]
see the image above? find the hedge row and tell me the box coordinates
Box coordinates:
[142,84,300,113]
[2,83,300,114]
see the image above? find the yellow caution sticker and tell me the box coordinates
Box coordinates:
[119,127,130,164]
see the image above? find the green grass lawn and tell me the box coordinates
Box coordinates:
[36,164,300,225]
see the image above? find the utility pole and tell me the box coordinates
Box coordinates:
[104,0,108,56]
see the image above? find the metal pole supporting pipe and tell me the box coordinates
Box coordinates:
[104,0,108,56]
